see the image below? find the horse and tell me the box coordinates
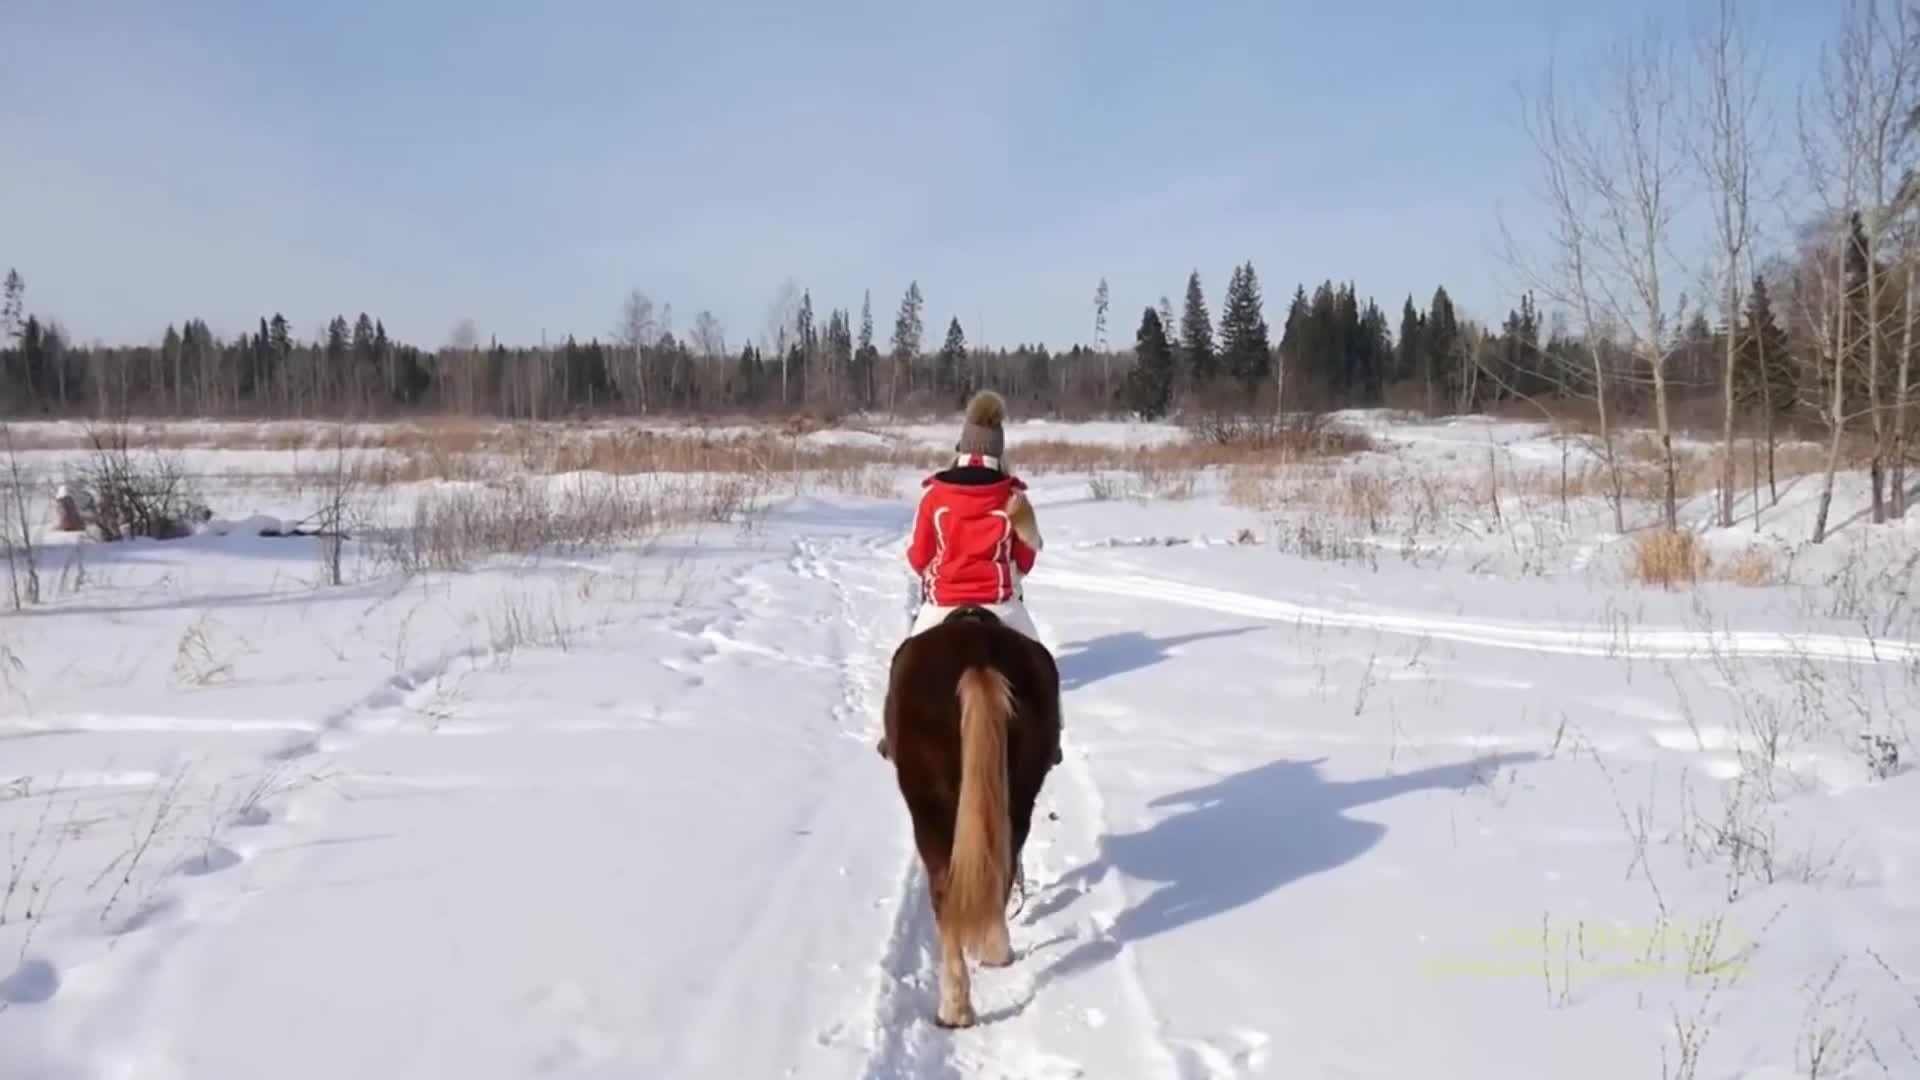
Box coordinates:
[880,605,1063,1028]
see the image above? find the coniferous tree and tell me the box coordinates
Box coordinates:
[1219,262,1272,393]
[937,317,969,402]
[1125,307,1174,419]
[1180,270,1216,386]
[1023,342,1052,405]
[889,281,923,412]
[1736,275,1793,414]
[1424,286,1459,413]
[1357,297,1390,404]
[1738,274,1795,502]
[1279,284,1310,407]
[1397,296,1425,390]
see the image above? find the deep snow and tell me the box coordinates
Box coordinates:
[1,412,1917,1079]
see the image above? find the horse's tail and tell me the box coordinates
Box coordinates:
[945,665,1013,950]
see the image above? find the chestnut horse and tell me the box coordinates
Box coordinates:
[880,606,1063,1028]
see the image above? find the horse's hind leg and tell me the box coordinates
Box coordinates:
[935,924,976,1027]
[928,865,979,1027]
[975,915,1014,968]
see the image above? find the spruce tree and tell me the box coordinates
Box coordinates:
[1424,286,1458,414]
[938,316,967,401]
[1736,276,1793,410]
[1279,285,1309,401]
[1180,270,1216,386]
[1126,306,1174,419]
[889,281,923,412]
[1396,296,1424,390]
[1738,274,1795,499]
[1357,298,1389,405]
[737,344,761,405]
[1219,262,1271,392]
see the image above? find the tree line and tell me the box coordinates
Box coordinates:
[0,259,1649,430]
[3,1,1918,546]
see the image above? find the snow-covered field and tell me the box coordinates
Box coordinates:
[2,411,1918,1078]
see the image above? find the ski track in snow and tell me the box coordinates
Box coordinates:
[1030,564,1920,665]
[838,538,1199,1080]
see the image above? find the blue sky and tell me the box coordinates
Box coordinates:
[3,0,1833,351]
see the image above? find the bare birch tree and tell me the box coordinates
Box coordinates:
[1895,190,1919,518]
[1689,0,1767,528]
[1094,277,1111,407]
[1507,54,1629,531]
[1579,24,1692,531]
[1798,0,1919,540]
[762,279,801,409]
[615,289,656,414]
[691,310,726,362]
[1850,0,1916,524]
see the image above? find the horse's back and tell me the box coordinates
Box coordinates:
[884,618,1060,813]
[888,618,1058,736]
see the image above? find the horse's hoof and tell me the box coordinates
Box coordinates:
[935,1002,977,1028]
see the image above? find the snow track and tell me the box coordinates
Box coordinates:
[1030,564,1920,664]
[828,541,1190,1080]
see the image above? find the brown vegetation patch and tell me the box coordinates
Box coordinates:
[1632,528,1708,588]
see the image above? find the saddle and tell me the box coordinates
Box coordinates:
[942,605,1003,627]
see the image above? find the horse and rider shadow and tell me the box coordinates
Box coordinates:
[1020,749,1539,991]
[1025,630,1540,993]
[1048,625,1267,691]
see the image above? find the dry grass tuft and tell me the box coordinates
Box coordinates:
[1633,528,1708,589]
[371,472,769,575]
[1710,546,1782,588]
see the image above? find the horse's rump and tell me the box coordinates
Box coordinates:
[882,611,1062,1027]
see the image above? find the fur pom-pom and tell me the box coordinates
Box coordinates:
[964,389,1006,427]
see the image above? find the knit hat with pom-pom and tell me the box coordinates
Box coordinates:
[954,390,1006,464]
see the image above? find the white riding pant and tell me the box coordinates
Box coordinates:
[908,599,1041,643]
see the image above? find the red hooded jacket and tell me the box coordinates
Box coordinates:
[906,465,1036,606]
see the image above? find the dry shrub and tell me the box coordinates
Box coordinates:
[820,464,900,500]
[1633,528,1708,588]
[1133,461,1197,500]
[1225,465,1280,511]
[1339,472,1394,532]
[374,472,768,575]
[82,425,207,541]
[1273,513,1377,568]
[1711,546,1781,587]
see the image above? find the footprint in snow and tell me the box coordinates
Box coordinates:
[0,958,59,1005]
[1168,1027,1272,1079]
[178,843,244,876]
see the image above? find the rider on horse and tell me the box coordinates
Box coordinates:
[903,389,1043,642]
[879,390,1058,767]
